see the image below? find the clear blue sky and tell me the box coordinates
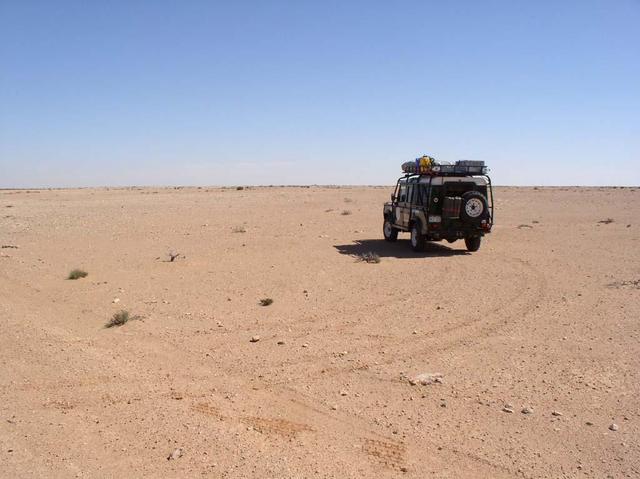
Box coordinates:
[1,0,638,187]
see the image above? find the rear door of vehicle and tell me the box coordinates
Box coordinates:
[442,181,476,229]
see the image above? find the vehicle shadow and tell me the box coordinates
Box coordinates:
[334,239,469,259]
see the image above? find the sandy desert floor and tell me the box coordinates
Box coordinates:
[0,186,638,478]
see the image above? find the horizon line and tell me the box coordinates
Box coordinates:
[1,184,638,191]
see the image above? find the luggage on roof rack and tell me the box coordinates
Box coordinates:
[401,155,435,174]
[401,156,487,176]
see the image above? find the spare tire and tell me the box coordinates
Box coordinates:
[460,191,489,225]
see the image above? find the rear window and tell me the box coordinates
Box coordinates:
[443,182,486,196]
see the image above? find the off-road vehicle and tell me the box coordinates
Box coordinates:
[383,158,493,252]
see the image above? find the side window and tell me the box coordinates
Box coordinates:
[398,183,407,202]
[406,184,414,204]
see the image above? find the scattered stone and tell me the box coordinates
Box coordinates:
[585,421,593,426]
[167,448,183,460]
[330,405,337,410]
[250,335,260,343]
[112,298,120,304]
[502,404,514,413]
[339,390,348,396]
[277,340,285,345]
[409,373,443,386]
[551,410,563,417]
[609,423,619,431]
[521,407,533,414]
[301,343,309,348]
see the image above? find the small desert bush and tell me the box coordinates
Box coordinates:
[357,252,380,264]
[105,310,141,328]
[68,269,88,280]
[259,298,274,306]
[598,218,614,224]
[232,226,247,233]
[341,210,352,216]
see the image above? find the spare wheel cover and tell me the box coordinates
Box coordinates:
[465,197,484,218]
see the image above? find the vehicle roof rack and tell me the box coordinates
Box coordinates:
[401,158,488,177]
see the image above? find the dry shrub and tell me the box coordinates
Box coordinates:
[357,252,380,264]
[68,269,88,280]
[105,310,142,328]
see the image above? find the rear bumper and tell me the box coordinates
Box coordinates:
[426,222,491,240]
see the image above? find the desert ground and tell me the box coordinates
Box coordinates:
[0,185,638,478]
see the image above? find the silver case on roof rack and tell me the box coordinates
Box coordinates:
[454,165,487,174]
[437,164,456,174]
[456,160,485,167]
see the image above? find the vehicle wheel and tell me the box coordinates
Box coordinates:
[383,219,398,242]
[460,191,489,225]
[465,236,481,252]
[410,222,426,252]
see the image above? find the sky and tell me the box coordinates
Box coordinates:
[1,0,639,187]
